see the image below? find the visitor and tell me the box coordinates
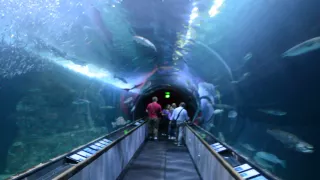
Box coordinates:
[161,104,171,137]
[168,103,177,139]
[170,103,177,114]
[146,96,162,140]
[170,102,189,146]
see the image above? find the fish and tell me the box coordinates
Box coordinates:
[133,36,157,52]
[28,88,41,92]
[130,105,136,112]
[218,132,225,143]
[13,141,24,147]
[258,109,287,116]
[267,129,314,153]
[114,75,128,84]
[243,53,253,62]
[228,110,238,118]
[122,82,144,92]
[213,109,224,114]
[72,99,90,105]
[231,72,250,84]
[282,37,320,57]
[213,104,234,110]
[175,50,183,57]
[253,156,275,172]
[240,143,256,151]
[100,106,114,110]
[124,97,133,104]
[141,81,152,91]
[132,57,139,62]
[255,151,286,168]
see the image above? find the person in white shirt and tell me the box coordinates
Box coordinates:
[169,103,177,114]
[168,103,177,140]
[170,102,189,146]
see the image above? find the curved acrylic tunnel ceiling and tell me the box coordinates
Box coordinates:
[0,0,240,145]
[0,0,233,91]
[3,0,319,179]
[0,0,240,139]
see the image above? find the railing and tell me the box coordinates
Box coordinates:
[54,120,147,180]
[185,124,243,180]
[9,120,278,180]
[185,123,279,180]
[9,119,147,180]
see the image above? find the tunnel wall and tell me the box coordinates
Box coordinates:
[69,123,147,180]
[0,62,132,176]
[185,127,236,180]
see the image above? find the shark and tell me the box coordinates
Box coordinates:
[282,36,320,57]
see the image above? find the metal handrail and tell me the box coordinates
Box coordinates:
[53,120,147,180]
[186,124,244,180]
[10,119,144,180]
[188,124,280,180]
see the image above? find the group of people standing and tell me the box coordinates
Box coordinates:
[146,96,190,146]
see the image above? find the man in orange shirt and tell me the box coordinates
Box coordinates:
[146,96,162,140]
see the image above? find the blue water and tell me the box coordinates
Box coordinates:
[0,0,319,179]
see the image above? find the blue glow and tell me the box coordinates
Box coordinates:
[35,52,133,89]
[209,0,225,17]
[172,5,199,60]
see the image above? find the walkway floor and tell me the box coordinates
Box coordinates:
[119,137,201,180]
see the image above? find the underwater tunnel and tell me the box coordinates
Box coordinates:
[0,64,279,180]
[0,0,318,180]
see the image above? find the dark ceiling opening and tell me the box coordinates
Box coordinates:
[133,86,198,121]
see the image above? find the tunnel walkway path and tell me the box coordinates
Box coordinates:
[118,136,201,180]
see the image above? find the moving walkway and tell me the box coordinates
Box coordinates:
[8,119,278,180]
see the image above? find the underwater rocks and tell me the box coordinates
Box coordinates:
[15,95,47,113]
[6,127,107,174]
[111,116,131,128]
[3,68,112,175]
